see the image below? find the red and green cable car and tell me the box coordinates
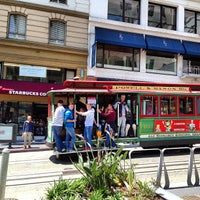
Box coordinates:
[46,80,200,149]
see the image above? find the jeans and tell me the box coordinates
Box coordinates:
[84,126,93,148]
[52,126,65,152]
[105,124,116,148]
[65,127,76,151]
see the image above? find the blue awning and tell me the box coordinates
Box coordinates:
[95,27,146,49]
[183,41,200,56]
[145,35,185,54]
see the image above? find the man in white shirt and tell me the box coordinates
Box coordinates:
[52,100,65,152]
[76,103,95,149]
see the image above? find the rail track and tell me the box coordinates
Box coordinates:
[5,149,200,187]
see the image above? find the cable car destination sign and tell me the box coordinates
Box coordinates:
[111,85,191,93]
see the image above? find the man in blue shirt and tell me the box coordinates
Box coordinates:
[64,103,76,152]
[22,115,34,149]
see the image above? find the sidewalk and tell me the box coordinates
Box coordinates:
[0,136,51,153]
[167,186,200,200]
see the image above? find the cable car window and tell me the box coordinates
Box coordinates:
[197,97,200,115]
[179,96,194,115]
[140,95,158,116]
[160,95,176,116]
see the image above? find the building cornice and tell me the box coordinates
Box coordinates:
[0,38,88,56]
[0,0,89,19]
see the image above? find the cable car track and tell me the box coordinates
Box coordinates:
[6,152,200,187]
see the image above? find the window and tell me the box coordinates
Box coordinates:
[49,20,65,45]
[183,56,200,75]
[4,63,66,84]
[160,96,176,116]
[197,97,200,115]
[148,3,176,30]
[96,43,140,71]
[140,95,158,116]
[0,62,3,79]
[8,14,26,40]
[1,101,19,123]
[179,96,194,115]
[108,0,140,24]
[146,51,177,75]
[185,10,200,34]
[66,70,76,80]
[50,0,67,4]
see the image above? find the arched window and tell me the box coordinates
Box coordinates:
[49,20,65,45]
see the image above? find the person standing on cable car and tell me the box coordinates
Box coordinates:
[64,103,76,152]
[76,103,95,149]
[52,100,65,152]
[114,95,130,137]
[97,104,117,149]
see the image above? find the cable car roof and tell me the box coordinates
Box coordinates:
[46,80,200,95]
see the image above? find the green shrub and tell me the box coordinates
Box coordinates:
[46,178,87,200]
[45,147,160,200]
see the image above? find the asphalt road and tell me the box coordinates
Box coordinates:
[3,150,80,200]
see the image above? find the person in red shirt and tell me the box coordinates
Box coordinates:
[97,104,117,149]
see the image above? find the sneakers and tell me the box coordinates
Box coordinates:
[103,146,117,150]
[61,148,66,153]
[69,149,75,153]
[24,145,31,149]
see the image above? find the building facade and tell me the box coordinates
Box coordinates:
[88,0,200,84]
[1,0,200,134]
[0,0,89,133]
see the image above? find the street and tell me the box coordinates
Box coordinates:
[1,141,200,200]
[4,150,79,200]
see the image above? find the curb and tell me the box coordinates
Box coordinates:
[0,136,51,153]
[156,187,183,200]
[0,145,51,153]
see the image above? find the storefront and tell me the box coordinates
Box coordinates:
[0,79,64,135]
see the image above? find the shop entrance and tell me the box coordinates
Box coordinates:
[32,103,47,136]
[0,101,47,136]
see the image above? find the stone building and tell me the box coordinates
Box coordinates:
[0,0,89,133]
